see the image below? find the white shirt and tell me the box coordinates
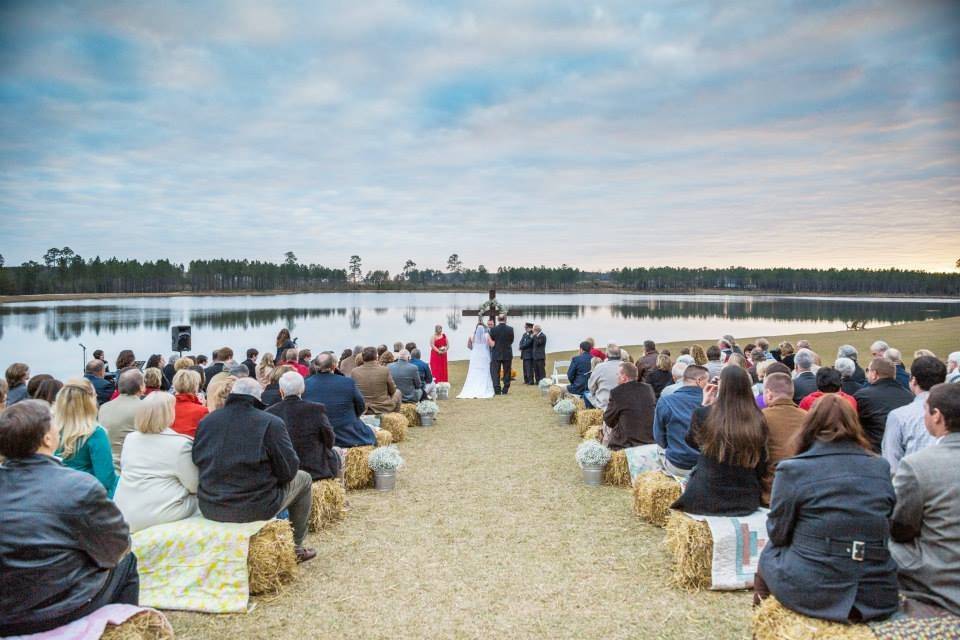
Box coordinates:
[882,392,934,474]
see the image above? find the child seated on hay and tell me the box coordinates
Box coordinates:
[0,401,140,635]
[671,366,769,517]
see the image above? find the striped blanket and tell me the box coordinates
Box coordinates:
[687,509,769,590]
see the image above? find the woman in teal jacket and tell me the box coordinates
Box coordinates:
[54,378,119,497]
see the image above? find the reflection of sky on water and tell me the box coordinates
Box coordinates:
[1,292,958,382]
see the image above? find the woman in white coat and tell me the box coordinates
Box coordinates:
[114,392,200,532]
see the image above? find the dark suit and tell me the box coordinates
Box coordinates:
[792,371,817,404]
[303,372,376,448]
[532,331,547,382]
[853,379,914,453]
[489,322,514,394]
[242,358,257,379]
[566,352,592,396]
[203,362,225,391]
[266,396,341,481]
[518,331,535,384]
[602,380,656,450]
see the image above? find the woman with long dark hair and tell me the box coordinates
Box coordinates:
[755,394,898,623]
[275,328,296,363]
[671,365,769,516]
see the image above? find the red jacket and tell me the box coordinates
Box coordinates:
[279,360,310,378]
[171,393,209,438]
[589,348,607,361]
[798,390,858,413]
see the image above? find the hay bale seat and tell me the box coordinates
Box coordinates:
[571,396,586,411]
[753,597,876,640]
[665,511,712,591]
[309,479,346,532]
[344,445,375,490]
[248,520,298,596]
[574,408,603,437]
[100,610,174,640]
[582,424,602,442]
[399,403,420,427]
[603,450,631,487]
[632,471,683,527]
[379,412,408,442]
[548,385,565,406]
[375,429,393,447]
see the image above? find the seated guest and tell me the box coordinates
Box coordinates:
[388,350,423,404]
[26,373,53,399]
[587,344,623,410]
[338,348,357,376]
[837,345,866,384]
[279,348,309,377]
[798,367,858,412]
[83,359,114,406]
[242,348,258,379]
[297,349,312,371]
[378,350,396,366]
[34,378,63,404]
[171,369,208,438]
[114,393,200,533]
[704,345,723,378]
[602,362,656,450]
[266,372,341,481]
[194,354,209,367]
[204,348,229,385]
[0,401,137,636]
[256,352,275,386]
[352,347,402,414]
[890,383,960,615]
[376,344,388,358]
[751,360,770,396]
[854,358,913,452]
[834,357,863,396]
[262,365,293,408]
[113,349,137,380]
[205,375,237,412]
[653,365,709,478]
[207,361,249,389]
[636,340,659,380]
[947,351,959,384]
[884,348,910,389]
[690,344,708,367]
[142,367,164,396]
[791,349,818,403]
[145,355,170,391]
[673,366,769,515]
[755,362,791,408]
[162,354,178,389]
[409,348,435,398]
[871,340,889,359]
[883,355,947,474]
[761,372,804,502]
[644,354,674,398]
[54,379,119,497]
[755,395,898,623]
[304,353,376,447]
[566,341,593,405]
[192,378,316,563]
[98,369,144,471]
[659,361,690,398]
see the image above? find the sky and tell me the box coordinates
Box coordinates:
[1,1,959,274]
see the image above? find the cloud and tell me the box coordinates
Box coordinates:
[0,0,958,273]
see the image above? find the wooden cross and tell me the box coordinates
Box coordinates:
[461,288,507,319]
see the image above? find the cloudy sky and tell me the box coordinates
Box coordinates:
[1,0,958,273]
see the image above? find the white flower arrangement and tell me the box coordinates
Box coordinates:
[416,399,440,415]
[478,298,508,318]
[368,445,404,472]
[576,440,612,468]
[553,398,576,415]
[538,378,552,390]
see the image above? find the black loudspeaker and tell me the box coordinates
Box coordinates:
[171,325,191,352]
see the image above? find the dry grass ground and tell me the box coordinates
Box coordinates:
[166,317,958,640]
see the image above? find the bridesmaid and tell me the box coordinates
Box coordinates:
[430,324,449,383]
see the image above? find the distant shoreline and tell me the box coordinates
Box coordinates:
[1,287,958,304]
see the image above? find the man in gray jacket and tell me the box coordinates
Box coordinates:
[890,383,960,616]
[388,350,423,403]
[587,343,623,410]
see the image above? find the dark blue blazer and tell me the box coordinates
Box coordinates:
[303,372,376,448]
[759,440,898,622]
[566,352,592,395]
[84,374,114,406]
[410,358,433,385]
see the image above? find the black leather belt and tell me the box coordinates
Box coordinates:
[794,532,888,562]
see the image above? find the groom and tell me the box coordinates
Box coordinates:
[489,315,514,395]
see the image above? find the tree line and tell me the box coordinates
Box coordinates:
[0,249,958,296]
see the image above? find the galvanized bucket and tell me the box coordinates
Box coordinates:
[540,386,549,397]
[437,389,449,400]
[582,465,605,486]
[557,413,572,426]
[374,471,397,492]
[420,413,435,427]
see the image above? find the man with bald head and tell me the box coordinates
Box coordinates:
[855,358,914,452]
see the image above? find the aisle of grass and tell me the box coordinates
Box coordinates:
[167,317,958,639]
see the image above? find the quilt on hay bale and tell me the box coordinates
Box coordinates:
[665,509,768,591]
[9,604,173,640]
[132,516,296,612]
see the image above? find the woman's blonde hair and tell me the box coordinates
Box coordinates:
[256,353,275,385]
[174,357,195,371]
[143,367,163,389]
[656,354,672,371]
[135,392,175,434]
[172,369,201,395]
[755,360,771,380]
[206,376,237,411]
[690,344,708,366]
[55,378,99,459]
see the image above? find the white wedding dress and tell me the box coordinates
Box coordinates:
[457,324,495,399]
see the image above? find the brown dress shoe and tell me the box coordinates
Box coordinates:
[295,547,317,563]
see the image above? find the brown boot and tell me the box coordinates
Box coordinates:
[295,547,317,563]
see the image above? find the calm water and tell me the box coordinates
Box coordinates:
[1,291,958,382]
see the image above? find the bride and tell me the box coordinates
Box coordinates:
[457,321,495,399]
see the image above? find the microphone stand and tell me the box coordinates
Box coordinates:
[79,343,87,374]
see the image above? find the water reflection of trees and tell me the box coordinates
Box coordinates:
[1,298,957,342]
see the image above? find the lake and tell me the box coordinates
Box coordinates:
[2,291,958,382]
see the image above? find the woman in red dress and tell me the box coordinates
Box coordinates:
[429,324,449,383]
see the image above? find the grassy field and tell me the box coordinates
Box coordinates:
[166,317,958,640]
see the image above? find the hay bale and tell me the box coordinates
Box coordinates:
[399,403,420,427]
[632,471,683,527]
[582,424,602,442]
[247,520,298,595]
[571,396,586,411]
[603,449,631,487]
[309,479,346,532]
[548,385,564,406]
[665,511,713,591]
[375,429,393,447]
[753,597,877,640]
[100,610,174,640]
[379,412,408,443]
[344,445,375,490]
[574,408,603,436]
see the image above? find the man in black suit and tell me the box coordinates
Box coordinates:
[518,322,535,385]
[242,348,259,379]
[791,348,818,404]
[532,324,547,382]
[489,315,515,395]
